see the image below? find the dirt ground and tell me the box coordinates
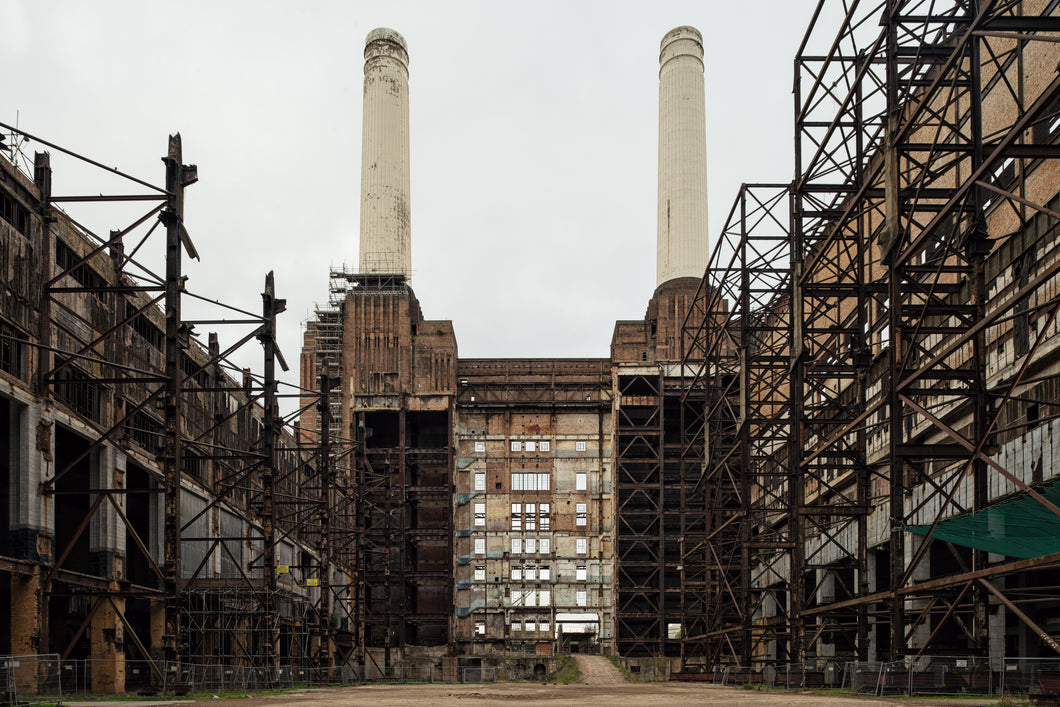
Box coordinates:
[571,654,626,684]
[63,684,1006,707]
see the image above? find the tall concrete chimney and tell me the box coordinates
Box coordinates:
[359,28,412,279]
[656,26,708,287]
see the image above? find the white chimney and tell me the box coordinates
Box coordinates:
[359,28,412,279]
[657,26,709,286]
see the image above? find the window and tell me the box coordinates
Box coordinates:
[511,503,522,530]
[539,590,550,606]
[575,440,587,452]
[576,590,587,607]
[526,503,536,530]
[576,538,588,555]
[539,440,550,452]
[576,472,587,491]
[576,565,587,581]
[539,538,550,554]
[510,440,521,452]
[539,565,551,581]
[474,538,486,555]
[511,472,550,491]
[525,565,536,581]
[524,590,537,607]
[474,472,486,491]
[540,503,550,530]
[511,620,522,633]
[475,441,486,453]
[511,538,522,555]
[474,565,486,581]
[474,502,486,527]
[476,622,486,635]
[540,620,550,634]
[526,538,537,554]
[525,620,536,632]
[511,565,522,581]
[525,441,536,452]
[576,503,587,527]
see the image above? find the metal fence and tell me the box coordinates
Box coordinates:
[840,657,1060,698]
[0,654,510,702]
[672,662,842,688]
[0,654,63,705]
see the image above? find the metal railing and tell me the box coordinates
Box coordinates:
[841,657,1060,698]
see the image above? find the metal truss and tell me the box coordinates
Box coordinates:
[0,128,354,686]
[682,0,1060,667]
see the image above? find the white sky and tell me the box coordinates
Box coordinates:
[3,0,823,408]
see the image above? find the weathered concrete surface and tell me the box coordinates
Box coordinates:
[133,684,1011,706]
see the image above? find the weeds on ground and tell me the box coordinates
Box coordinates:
[740,682,783,692]
[605,655,638,683]
[548,655,582,684]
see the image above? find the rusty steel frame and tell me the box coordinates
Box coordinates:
[0,129,353,687]
[679,0,1060,667]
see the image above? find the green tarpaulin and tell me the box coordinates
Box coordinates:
[906,480,1060,559]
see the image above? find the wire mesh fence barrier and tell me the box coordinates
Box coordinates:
[840,657,1060,698]
[671,663,840,689]
[0,654,63,704]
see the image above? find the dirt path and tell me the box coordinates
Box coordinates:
[572,654,626,684]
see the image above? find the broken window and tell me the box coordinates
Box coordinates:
[524,565,536,581]
[474,502,485,527]
[476,622,486,635]
[576,502,587,526]
[540,565,551,580]
[525,503,536,530]
[511,564,522,581]
[539,503,550,530]
[576,565,587,581]
[511,503,522,530]
[576,590,587,607]
[474,565,486,581]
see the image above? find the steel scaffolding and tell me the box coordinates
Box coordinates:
[682,0,1060,667]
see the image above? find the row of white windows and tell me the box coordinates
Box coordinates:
[510,619,550,633]
[479,563,593,580]
[510,502,550,530]
[474,537,588,555]
[472,565,588,582]
[473,472,589,492]
[472,440,589,453]
[512,537,549,554]
[511,589,551,606]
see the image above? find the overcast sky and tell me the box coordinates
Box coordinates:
[4,0,824,409]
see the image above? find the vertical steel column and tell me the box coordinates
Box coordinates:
[316,372,335,672]
[259,271,286,681]
[162,134,188,675]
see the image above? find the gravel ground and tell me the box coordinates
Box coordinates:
[58,684,1006,707]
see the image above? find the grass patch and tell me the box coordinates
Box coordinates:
[548,655,582,684]
[740,682,784,692]
[605,655,638,683]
